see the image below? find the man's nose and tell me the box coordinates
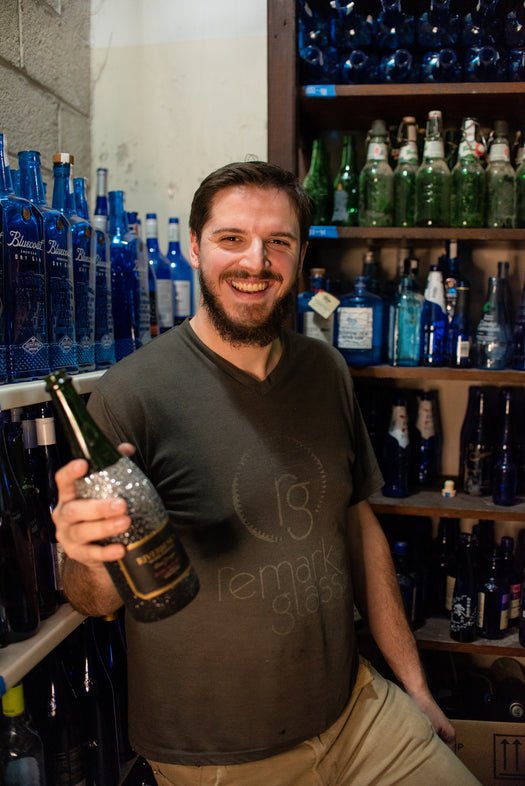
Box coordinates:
[239,238,268,271]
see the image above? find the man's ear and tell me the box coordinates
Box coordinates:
[189,230,200,270]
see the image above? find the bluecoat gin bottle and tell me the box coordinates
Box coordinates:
[126,211,151,349]
[45,370,200,622]
[52,154,96,372]
[387,265,423,366]
[297,267,334,344]
[90,193,116,369]
[0,135,49,382]
[18,150,78,376]
[485,121,516,228]
[108,191,140,361]
[393,117,418,228]
[359,119,393,227]
[334,276,383,367]
[303,139,333,225]
[451,118,486,228]
[0,682,46,786]
[167,217,194,323]
[420,264,447,366]
[415,110,451,227]
[382,395,410,497]
[331,135,358,227]
[146,213,173,333]
[450,532,477,643]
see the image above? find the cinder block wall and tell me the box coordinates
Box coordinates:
[0,0,91,190]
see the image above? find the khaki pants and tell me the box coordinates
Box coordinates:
[148,658,481,786]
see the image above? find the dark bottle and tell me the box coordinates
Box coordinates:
[52,154,96,372]
[448,283,472,367]
[45,370,199,622]
[392,541,416,624]
[520,566,525,647]
[379,48,415,83]
[477,548,510,639]
[91,613,135,764]
[108,190,140,361]
[450,532,478,643]
[501,536,522,626]
[412,391,441,486]
[382,395,410,498]
[420,264,447,366]
[417,0,460,50]
[489,657,525,721]
[430,517,460,616]
[420,47,462,82]
[511,274,525,369]
[303,138,333,225]
[121,756,157,786]
[496,260,514,352]
[18,149,78,376]
[25,648,87,785]
[375,0,415,52]
[461,387,493,496]
[331,135,358,226]
[0,412,40,644]
[0,134,49,383]
[341,49,379,84]
[0,682,46,785]
[329,0,373,52]
[492,389,518,507]
[464,45,507,81]
[462,0,503,49]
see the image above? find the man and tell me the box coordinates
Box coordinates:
[53,162,479,785]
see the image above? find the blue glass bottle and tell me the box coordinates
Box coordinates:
[505,2,525,49]
[0,135,49,382]
[492,390,518,507]
[167,217,194,323]
[129,211,159,339]
[420,47,462,82]
[511,274,525,369]
[464,46,507,81]
[94,167,108,228]
[10,168,21,196]
[379,49,416,83]
[509,47,525,81]
[145,213,173,333]
[462,0,503,49]
[335,276,383,367]
[417,0,460,51]
[382,395,410,497]
[375,0,415,52]
[329,0,374,53]
[18,150,77,376]
[420,264,447,366]
[52,154,95,372]
[297,267,334,344]
[126,212,151,348]
[341,49,378,83]
[477,548,510,638]
[107,191,140,361]
[388,269,423,366]
[447,283,473,367]
[412,390,441,486]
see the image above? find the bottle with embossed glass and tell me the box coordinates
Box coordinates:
[393,117,418,228]
[451,118,486,228]
[303,139,333,225]
[415,110,451,227]
[485,121,516,228]
[472,276,510,369]
[52,154,96,372]
[0,135,49,382]
[331,135,358,227]
[167,217,194,323]
[45,370,200,622]
[359,119,393,227]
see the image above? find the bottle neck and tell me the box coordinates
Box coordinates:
[18,151,46,206]
[95,168,108,217]
[52,163,76,217]
[74,177,90,221]
[108,192,128,237]
[0,134,14,196]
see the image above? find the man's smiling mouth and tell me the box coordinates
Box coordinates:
[230,280,270,292]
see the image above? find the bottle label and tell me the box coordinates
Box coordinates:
[398,143,418,165]
[156,279,174,327]
[509,582,521,620]
[309,291,340,319]
[450,594,476,633]
[173,280,191,317]
[388,405,409,448]
[415,398,435,440]
[118,519,191,600]
[445,574,456,612]
[303,311,334,343]
[367,142,388,162]
[35,416,57,446]
[336,307,373,349]
[423,140,445,159]
[476,591,485,627]
[489,142,510,162]
[424,272,446,311]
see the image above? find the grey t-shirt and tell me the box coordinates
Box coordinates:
[87,320,383,765]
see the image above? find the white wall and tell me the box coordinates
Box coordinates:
[90,0,268,256]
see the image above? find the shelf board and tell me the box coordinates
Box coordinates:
[0,604,85,696]
[350,365,525,383]
[414,617,524,656]
[369,487,525,521]
[309,226,525,242]
[0,369,106,410]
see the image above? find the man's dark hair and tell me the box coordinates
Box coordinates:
[189,161,312,246]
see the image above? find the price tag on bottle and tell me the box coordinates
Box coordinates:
[308,291,340,319]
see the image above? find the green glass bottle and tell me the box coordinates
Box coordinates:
[393,116,419,227]
[451,117,486,228]
[415,109,451,227]
[44,370,199,622]
[514,134,525,227]
[331,135,359,226]
[358,119,393,227]
[302,138,333,225]
[485,120,516,228]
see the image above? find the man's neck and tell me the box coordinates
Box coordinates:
[189,312,283,381]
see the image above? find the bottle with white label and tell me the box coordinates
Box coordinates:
[297,268,337,344]
[420,263,447,366]
[334,275,383,367]
[382,394,411,497]
[415,109,451,227]
[145,213,173,333]
[411,390,441,486]
[167,217,194,323]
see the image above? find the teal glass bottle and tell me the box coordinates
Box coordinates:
[331,135,358,226]
[146,213,173,333]
[167,217,194,322]
[52,153,96,372]
[358,119,393,227]
[485,121,516,228]
[388,267,423,366]
[0,135,49,382]
[303,138,333,225]
[451,118,486,228]
[335,276,383,367]
[107,190,140,361]
[18,149,78,376]
[393,116,418,228]
[415,110,451,227]
[297,267,334,344]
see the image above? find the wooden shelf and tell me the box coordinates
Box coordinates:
[309,226,525,242]
[0,604,85,696]
[369,487,525,521]
[0,369,106,410]
[415,617,524,656]
[349,365,525,383]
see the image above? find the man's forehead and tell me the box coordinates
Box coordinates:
[205,184,300,233]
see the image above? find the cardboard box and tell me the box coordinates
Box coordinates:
[453,719,525,786]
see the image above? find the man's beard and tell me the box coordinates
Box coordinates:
[198,269,297,347]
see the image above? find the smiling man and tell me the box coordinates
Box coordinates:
[53,162,480,785]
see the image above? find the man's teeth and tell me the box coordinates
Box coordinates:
[231,280,269,292]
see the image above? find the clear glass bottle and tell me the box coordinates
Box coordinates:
[52,153,96,372]
[18,149,78,376]
[450,532,478,643]
[107,190,140,361]
[387,265,423,366]
[515,147,525,226]
[145,212,174,333]
[472,276,510,369]
[167,217,194,322]
[420,263,447,366]
[415,110,451,227]
[450,118,486,228]
[358,119,393,227]
[331,135,358,226]
[0,682,46,786]
[303,138,333,225]
[393,116,419,227]
[334,275,383,366]
[45,370,200,622]
[297,267,335,344]
[382,395,411,497]
[485,120,516,228]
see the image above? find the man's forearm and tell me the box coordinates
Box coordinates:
[62,556,124,617]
